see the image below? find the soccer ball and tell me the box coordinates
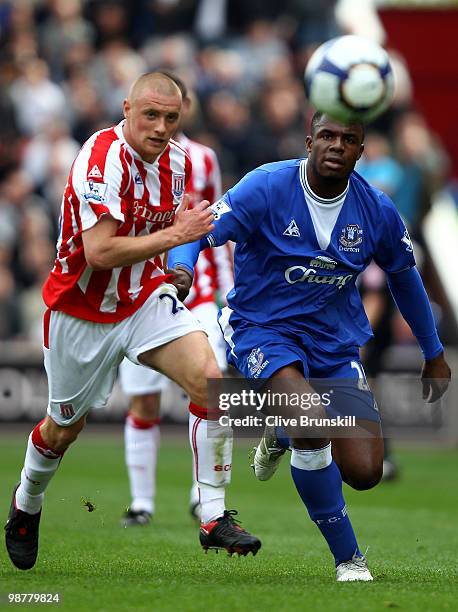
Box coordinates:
[304,35,394,124]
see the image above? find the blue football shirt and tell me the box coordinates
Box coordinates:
[180,158,416,352]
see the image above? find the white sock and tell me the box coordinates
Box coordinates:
[125,416,160,515]
[189,472,199,507]
[189,413,233,523]
[199,485,225,524]
[15,429,62,515]
[290,443,333,471]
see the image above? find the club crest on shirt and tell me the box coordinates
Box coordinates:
[339,224,363,252]
[247,347,269,378]
[172,173,185,199]
[60,403,75,419]
[82,180,107,203]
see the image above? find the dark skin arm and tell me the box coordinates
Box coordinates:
[165,265,194,302]
[421,351,451,403]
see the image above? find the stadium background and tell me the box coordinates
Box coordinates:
[0,1,457,609]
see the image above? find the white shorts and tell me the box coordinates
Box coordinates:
[118,301,227,396]
[44,284,204,426]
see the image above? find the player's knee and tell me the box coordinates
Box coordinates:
[345,462,383,491]
[187,376,209,407]
[204,361,222,381]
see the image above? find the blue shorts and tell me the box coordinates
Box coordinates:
[218,308,380,423]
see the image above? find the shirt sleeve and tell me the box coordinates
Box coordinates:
[168,168,270,271]
[386,267,443,360]
[373,193,416,273]
[205,168,270,247]
[72,140,126,231]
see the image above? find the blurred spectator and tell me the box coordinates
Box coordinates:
[229,19,290,86]
[357,131,403,199]
[9,57,67,136]
[91,39,147,121]
[0,166,53,284]
[38,0,95,81]
[141,34,196,75]
[0,264,21,339]
[335,0,384,44]
[87,0,131,49]
[251,80,307,165]
[0,56,22,171]
[1,0,39,64]
[290,0,339,49]
[394,112,449,232]
[204,89,255,176]
[288,0,340,73]
[21,119,80,217]
[131,0,197,44]
[18,206,55,342]
[63,67,108,143]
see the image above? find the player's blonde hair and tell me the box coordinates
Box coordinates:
[128,72,182,104]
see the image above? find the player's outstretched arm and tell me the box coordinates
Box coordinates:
[82,195,214,270]
[386,266,451,402]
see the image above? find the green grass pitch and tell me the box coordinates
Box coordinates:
[1,427,457,611]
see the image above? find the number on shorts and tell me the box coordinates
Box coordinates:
[159,293,184,315]
[350,360,370,391]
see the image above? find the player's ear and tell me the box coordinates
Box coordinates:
[305,135,312,154]
[357,143,364,159]
[183,96,191,113]
[123,98,130,119]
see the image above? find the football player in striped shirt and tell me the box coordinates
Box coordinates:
[5,72,260,571]
[118,74,233,526]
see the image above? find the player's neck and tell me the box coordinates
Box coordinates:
[306,162,348,200]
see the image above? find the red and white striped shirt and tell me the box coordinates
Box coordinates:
[178,134,233,309]
[43,121,191,323]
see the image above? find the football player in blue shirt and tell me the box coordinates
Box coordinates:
[168,111,451,581]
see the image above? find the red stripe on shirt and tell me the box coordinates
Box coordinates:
[159,146,172,208]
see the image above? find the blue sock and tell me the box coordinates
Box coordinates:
[290,446,361,566]
[275,425,291,449]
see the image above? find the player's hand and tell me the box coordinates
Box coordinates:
[165,265,193,302]
[421,351,451,403]
[173,195,214,244]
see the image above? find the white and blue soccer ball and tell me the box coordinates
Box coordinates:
[304,35,394,124]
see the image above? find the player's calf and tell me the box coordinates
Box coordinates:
[341,460,383,491]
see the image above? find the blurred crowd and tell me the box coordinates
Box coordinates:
[0,0,452,345]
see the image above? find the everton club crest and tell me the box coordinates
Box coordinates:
[247,347,269,378]
[172,173,185,199]
[339,223,363,252]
